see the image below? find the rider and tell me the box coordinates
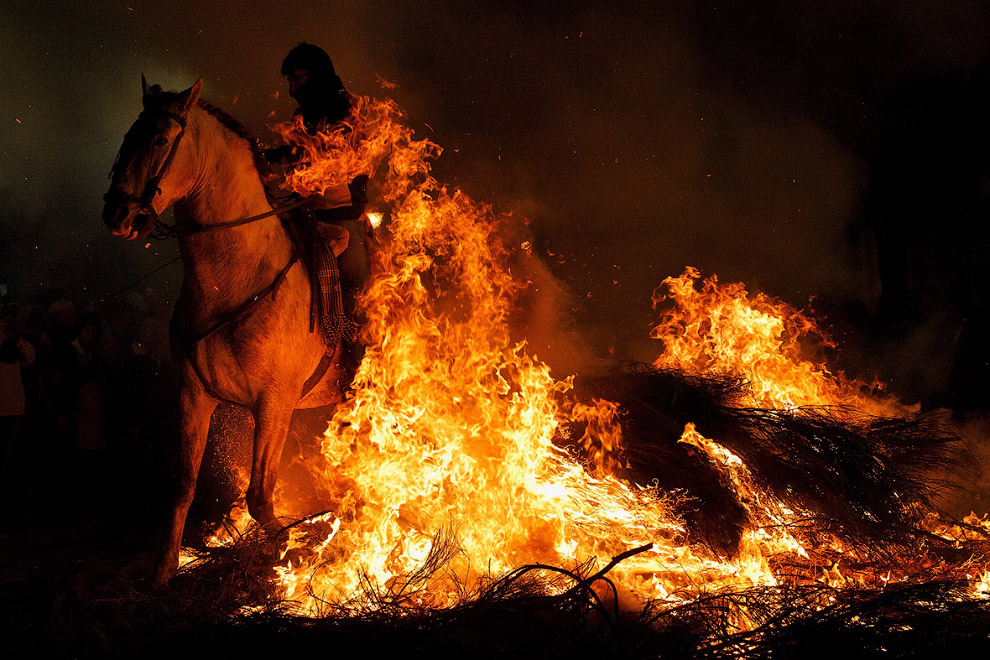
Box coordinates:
[267,43,370,376]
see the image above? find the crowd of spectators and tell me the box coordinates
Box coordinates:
[0,289,178,529]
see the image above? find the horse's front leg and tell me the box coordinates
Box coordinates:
[246,392,295,531]
[153,372,217,587]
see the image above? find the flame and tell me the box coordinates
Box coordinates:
[185,96,990,616]
[976,570,990,598]
[204,466,253,548]
[651,267,910,416]
[262,97,806,615]
[272,97,435,203]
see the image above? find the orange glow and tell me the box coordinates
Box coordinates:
[191,97,990,617]
[651,267,910,416]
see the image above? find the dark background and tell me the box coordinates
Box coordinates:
[2,7,990,651]
[2,0,989,404]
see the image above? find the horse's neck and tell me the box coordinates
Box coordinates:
[176,110,291,317]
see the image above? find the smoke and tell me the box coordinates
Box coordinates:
[1,1,988,393]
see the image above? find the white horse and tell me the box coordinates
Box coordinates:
[103,78,347,586]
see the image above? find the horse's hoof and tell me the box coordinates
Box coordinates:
[151,566,176,590]
[136,575,167,593]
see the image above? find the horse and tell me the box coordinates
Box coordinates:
[102,77,347,586]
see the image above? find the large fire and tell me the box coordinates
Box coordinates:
[651,267,908,417]
[188,96,988,619]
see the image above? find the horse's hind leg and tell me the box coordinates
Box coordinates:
[153,378,217,587]
[246,394,294,532]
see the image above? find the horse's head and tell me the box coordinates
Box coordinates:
[103,76,202,239]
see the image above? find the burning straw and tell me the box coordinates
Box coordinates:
[264,95,990,614]
[48,94,990,656]
[51,527,990,659]
[580,364,965,552]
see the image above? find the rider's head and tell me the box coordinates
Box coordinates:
[281,43,343,106]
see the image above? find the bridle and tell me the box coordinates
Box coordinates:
[104,109,189,224]
[105,105,335,400]
[105,107,309,239]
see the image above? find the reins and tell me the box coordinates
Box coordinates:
[149,196,312,240]
[180,251,300,347]
[107,107,312,241]
[166,191,309,348]
[175,197,312,238]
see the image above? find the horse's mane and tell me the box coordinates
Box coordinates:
[196,100,274,190]
[113,88,279,203]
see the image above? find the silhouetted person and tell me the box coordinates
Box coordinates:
[100,296,161,513]
[46,300,80,441]
[60,311,109,517]
[267,42,370,379]
[283,42,351,133]
[0,303,35,484]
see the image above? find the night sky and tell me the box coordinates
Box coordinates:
[2,1,988,397]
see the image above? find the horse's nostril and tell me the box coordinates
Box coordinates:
[103,201,137,235]
[103,202,127,227]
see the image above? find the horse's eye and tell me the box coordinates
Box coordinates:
[153,136,169,146]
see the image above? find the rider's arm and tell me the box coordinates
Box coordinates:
[310,175,368,221]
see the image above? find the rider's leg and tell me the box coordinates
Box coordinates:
[333,218,369,317]
[330,219,369,377]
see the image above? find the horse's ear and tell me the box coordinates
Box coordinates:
[141,75,164,109]
[178,78,203,115]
